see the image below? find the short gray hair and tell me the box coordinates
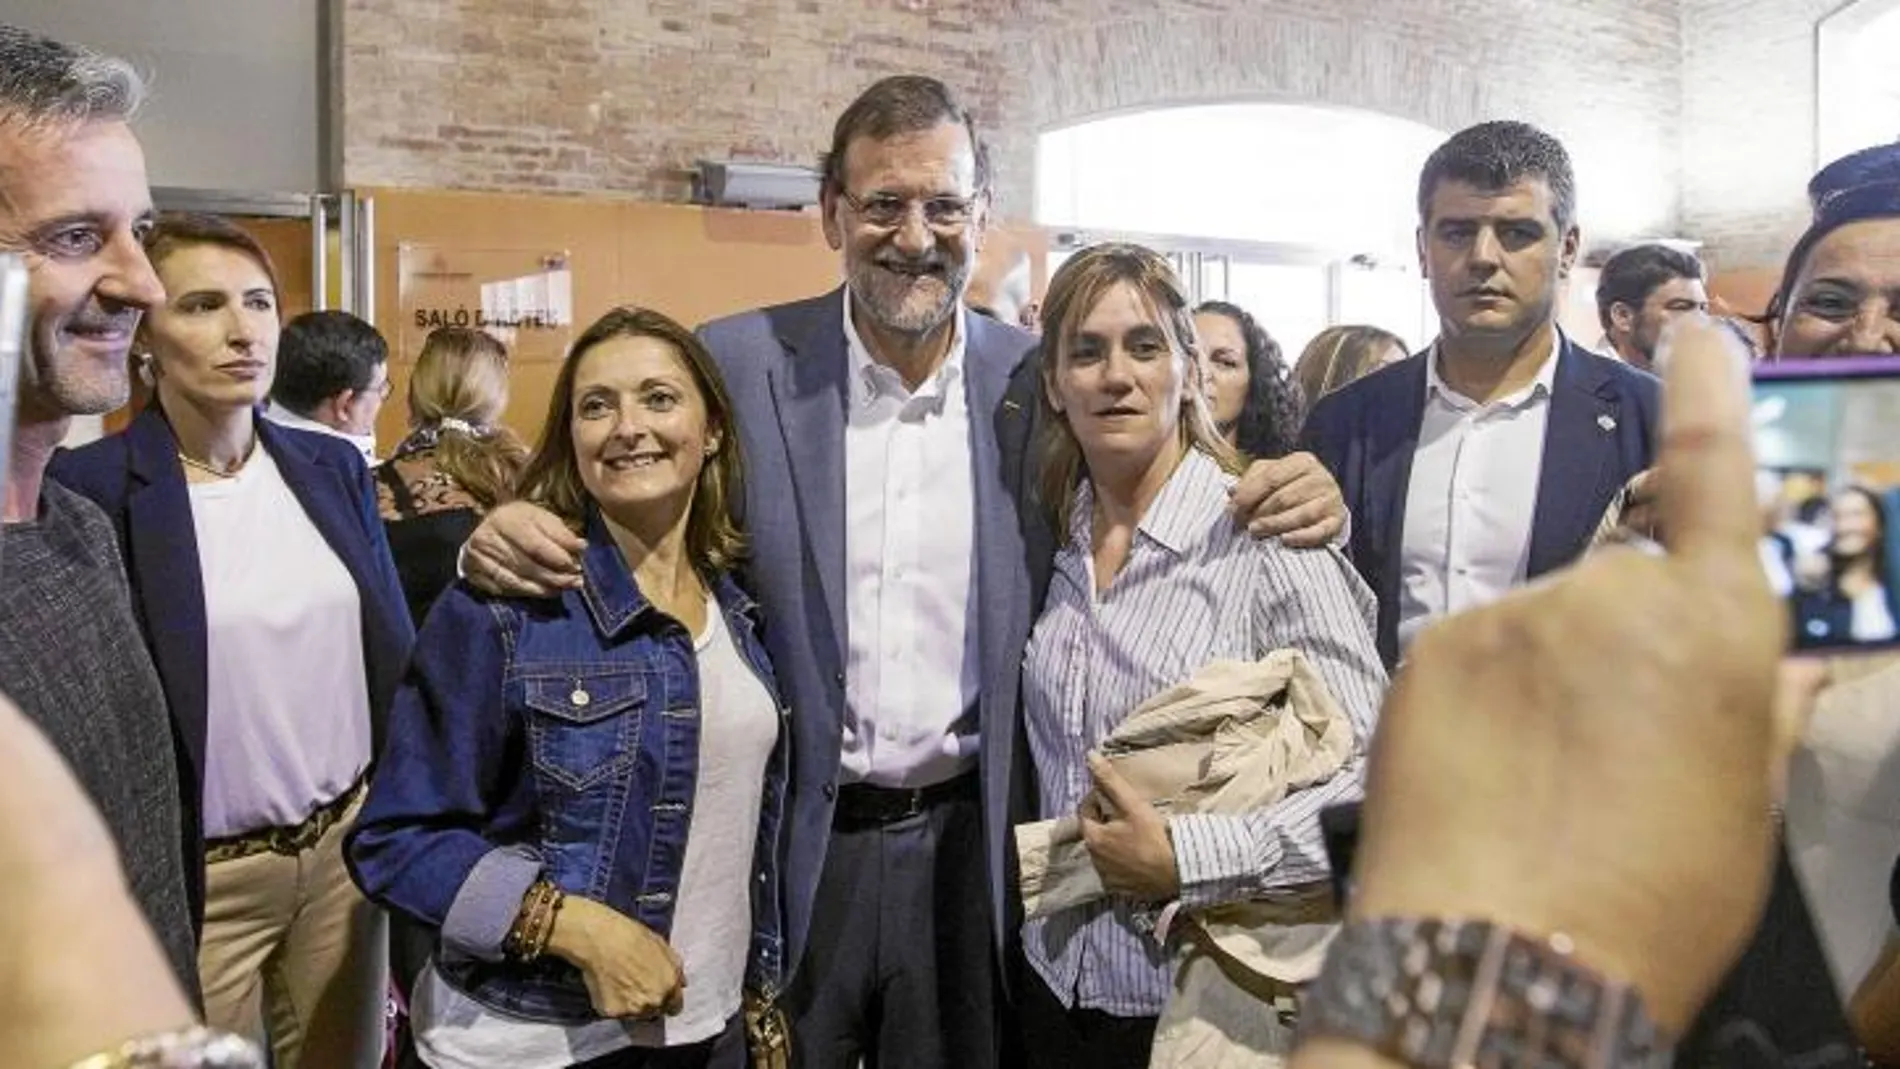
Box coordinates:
[0,24,145,131]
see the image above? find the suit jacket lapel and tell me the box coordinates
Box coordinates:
[1527,340,1621,577]
[768,292,850,672]
[963,318,1032,720]
[1369,356,1428,654]
[123,409,211,784]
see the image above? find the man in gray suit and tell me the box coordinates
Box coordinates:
[465,76,1346,1069]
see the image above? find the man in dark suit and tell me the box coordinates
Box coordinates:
[464,76,1349,1069]
[1301,120,1662,670]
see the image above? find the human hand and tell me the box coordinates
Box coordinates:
[1229,451,1347,549]
[0,692,196,1066]
[546,895,687,1020]
[1079,753,1181,901]
[462,501,586,598]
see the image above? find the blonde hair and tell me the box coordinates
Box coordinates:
[1294,325,1410,404]
[515,307,747,575]
[1034,243,1239,532]
[407,327,527,509]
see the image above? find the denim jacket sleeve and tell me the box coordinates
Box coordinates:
[344,585,539,962]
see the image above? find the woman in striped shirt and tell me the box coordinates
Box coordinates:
[1019,243,1389,1067]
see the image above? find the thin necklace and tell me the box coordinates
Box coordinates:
[178,436,258,479]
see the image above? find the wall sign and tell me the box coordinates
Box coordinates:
[397,244,575,362]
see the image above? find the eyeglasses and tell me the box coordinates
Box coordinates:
[838,190,977,232]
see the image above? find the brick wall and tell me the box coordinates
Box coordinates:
[1680,0,1841,275]
[341,0,1685,243]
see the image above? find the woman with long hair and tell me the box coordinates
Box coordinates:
[1190,300,1304,458]
[378,326,529,626]
[1793,486,1898,647]
[1019,244,1385,1066]
[348,307,785,1069]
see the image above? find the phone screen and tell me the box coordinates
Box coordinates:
[1753,357,1900,654]
[0,254,26,552]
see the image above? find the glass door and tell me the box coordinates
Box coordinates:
[1336,257,1434,353]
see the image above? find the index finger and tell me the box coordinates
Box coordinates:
[1657,317,1758,568]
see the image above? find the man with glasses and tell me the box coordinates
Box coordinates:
[462,74,1348,1069]
[264,309,390,464]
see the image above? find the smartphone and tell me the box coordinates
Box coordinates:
[0,254,26,550]
[1752,357,1900,655]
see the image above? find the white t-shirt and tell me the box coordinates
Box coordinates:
[190,448,373,836]
[415,594,778,1067]
[1851,585,1898,643]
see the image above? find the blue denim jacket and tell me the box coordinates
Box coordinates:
[345,511,788,1023]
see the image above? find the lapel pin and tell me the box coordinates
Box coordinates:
[1597,414,1617,433]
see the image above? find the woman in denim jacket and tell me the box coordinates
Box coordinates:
[347,307,787,1069]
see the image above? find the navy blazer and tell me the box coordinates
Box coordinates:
[49,406,415,924]
[1301,336,1661,668]
[698,289,1041,973]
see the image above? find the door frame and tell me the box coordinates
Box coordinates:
[150,188,375,319]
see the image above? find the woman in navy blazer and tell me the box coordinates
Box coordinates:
[51,214,412,1069]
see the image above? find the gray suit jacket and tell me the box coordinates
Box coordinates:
[699,289,1043,973]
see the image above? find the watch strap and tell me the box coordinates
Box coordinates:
[65,1026,266,1069]
[1297,917,1675,1068]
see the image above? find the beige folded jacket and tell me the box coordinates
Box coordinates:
[1014,651,1357,1069]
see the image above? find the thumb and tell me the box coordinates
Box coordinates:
[1086,752,1139,814]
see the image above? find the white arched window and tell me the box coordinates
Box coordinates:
[1818,0,1900,168]
[1036,103,1447,355]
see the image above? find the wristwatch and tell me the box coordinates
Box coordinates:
[1297,917,1675,1068]
[65,1026,266,1069]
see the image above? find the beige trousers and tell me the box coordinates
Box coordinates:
[198,800,388,1069]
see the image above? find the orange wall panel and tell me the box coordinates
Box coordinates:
[365,188,1046,448]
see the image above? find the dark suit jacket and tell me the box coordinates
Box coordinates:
[1300,335,1662,669]
[50,407,415,925]
[697,290,1042,972]
[1792,581,1900,650]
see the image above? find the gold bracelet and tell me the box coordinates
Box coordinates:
[504,883,535,960]
[65,1025,265,1068]
[506,878,563,962]
[527,884,565,960]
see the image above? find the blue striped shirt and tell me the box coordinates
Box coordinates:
[1021,448,1388,1017]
